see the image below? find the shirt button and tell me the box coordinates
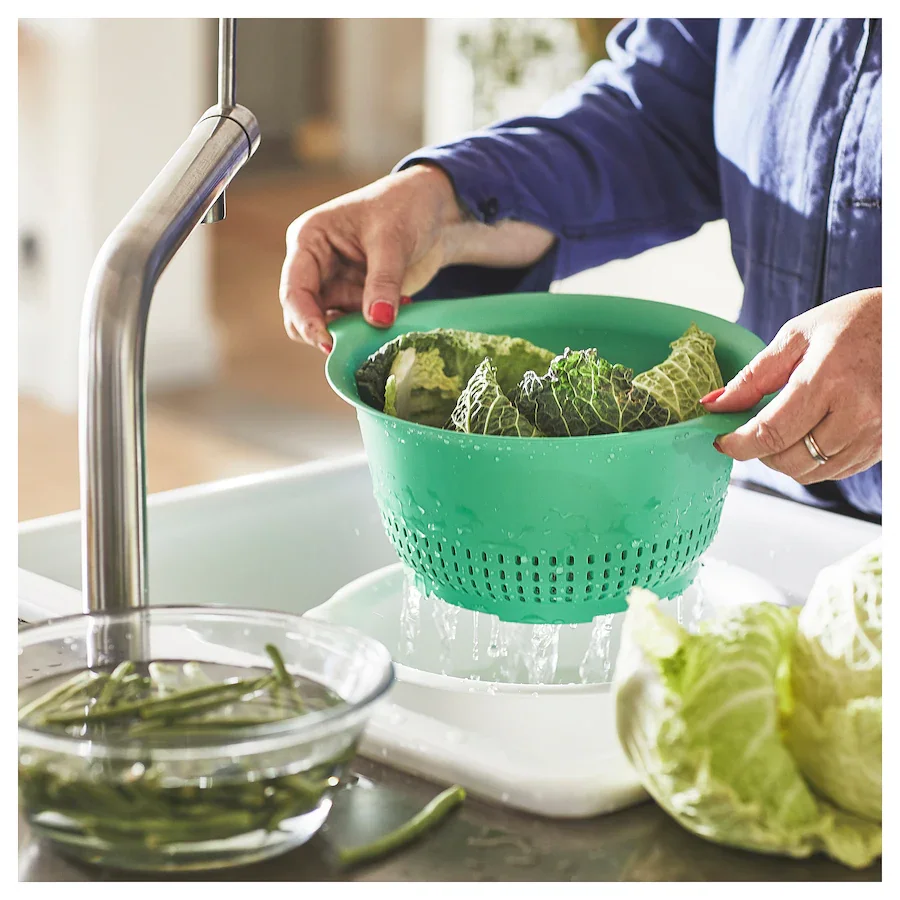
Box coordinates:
[479,198,499,221]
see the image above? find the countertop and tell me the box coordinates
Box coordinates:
[19,759,881,883]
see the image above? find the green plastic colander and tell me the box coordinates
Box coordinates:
[326,293,768,625]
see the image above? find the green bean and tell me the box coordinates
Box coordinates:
[18,647,351,859]
[44,676,271,726]
[265,644,305,714]
[93,661,136,711]
[336,785,466,869]
[18,670,98,723]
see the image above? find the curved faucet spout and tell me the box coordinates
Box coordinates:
[79,100,260,614]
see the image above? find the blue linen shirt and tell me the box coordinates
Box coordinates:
[396,18,882,519]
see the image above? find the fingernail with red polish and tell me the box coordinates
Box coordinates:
[400,295,412,306]
[700,387,727,405]
[713,439,725,454]
[370,301,396,326]
[319,341,333,355]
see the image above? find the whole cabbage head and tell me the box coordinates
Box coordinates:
[786,539,882,822]
[614,585,881,869]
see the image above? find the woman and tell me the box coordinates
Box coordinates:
[280,18,882,519]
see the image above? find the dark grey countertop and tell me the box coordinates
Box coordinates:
[19,758,880,883]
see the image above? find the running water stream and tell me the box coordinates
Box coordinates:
[394,561,712,686]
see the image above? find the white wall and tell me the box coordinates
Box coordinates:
[333,19,426,172]
[18,18,220,413]
[557,221,744,322]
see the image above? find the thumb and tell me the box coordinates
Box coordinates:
[362,234,407,329]
[704,329,808,413]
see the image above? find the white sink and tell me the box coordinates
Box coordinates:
[18,454,395,621]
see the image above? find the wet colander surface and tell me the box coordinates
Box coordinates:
[326,293,767,625]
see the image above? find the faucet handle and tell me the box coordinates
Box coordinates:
[203,19,238,226]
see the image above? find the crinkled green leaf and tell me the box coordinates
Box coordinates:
[356,329,555,427]
[448,358,543,437]
[614,588,881,869]
[510,349,671,436]
[632,324,724,422]
[787,539,882,822]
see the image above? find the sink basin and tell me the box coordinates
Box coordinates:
[19,453,880,817]
[19,455,395,621]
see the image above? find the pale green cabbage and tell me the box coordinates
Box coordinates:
[357,323,723,434]
[355,329,555,428]
[786,539,882,822]
[510,349,671,436]
[448,358,543,437]
[614,587,881,869]
[633,323,724,422]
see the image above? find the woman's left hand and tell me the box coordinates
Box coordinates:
[701,287,882,485]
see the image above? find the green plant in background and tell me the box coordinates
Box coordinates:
[457,18,620,126]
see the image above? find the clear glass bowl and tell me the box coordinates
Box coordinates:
[18,606,394,872]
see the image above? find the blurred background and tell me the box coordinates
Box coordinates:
[18,18,743,522]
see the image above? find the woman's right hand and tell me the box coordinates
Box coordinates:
[279,164,556,353]
[279,164,463,353]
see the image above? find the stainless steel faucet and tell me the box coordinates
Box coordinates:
[79,18,260,615]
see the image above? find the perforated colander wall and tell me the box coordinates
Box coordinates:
[380,497,725,617]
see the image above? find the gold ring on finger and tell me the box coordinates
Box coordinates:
[803,431,830,465]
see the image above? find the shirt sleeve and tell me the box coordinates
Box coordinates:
[396,18,722,301]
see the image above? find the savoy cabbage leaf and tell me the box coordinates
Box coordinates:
[632,324,725,422]
[614,588,881,869]
[355,329,555,428]
[448,358,543,437]
[510,349,671,436]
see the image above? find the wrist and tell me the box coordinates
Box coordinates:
[404,163,468,226]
